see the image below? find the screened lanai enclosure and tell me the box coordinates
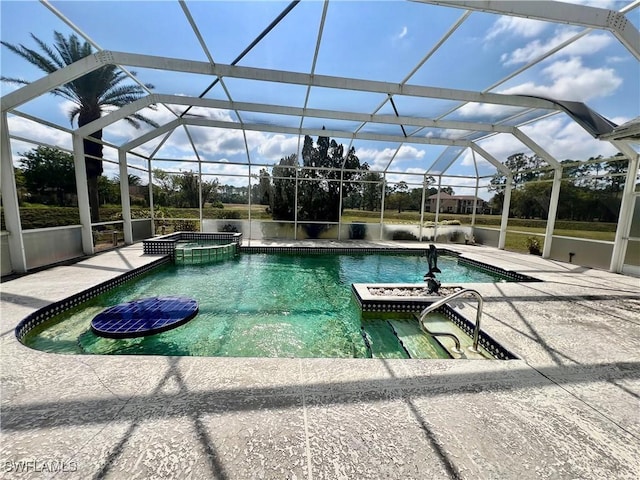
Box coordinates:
[1,0,639,276]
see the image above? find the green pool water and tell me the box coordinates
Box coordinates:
[24,253,505,358]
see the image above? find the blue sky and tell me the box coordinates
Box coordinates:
[1,0,638,195]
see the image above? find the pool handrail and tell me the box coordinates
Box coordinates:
[415,322,464,356]
[418,288,484,352]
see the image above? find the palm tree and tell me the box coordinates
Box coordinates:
[1,31,159,222]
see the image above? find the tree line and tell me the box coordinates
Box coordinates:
[489,152,628,222]
[13,144,630,226]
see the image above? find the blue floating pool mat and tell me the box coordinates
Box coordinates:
[91,296,198,339]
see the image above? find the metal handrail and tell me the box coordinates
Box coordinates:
[416,325,464,355]
[418,288,484,352]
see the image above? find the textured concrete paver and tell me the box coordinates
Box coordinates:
[1,241,639,479]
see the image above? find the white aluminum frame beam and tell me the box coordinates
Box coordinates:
[610,141,640,272]
[434,175,442,240]
[118,149,133,244]
[1,113,27,272]
[512,128,561,168]
[470,144,511,175]
[179,0,216,65]
[1,53,106,111]
[498,175,513,250]
[182,125,204,231]
[542,167,563,258]
[116,53,561,108]
[76,94,515,141]
[1,51,560,115]
[512,127,563,257]
[414,0,640,60]
[298,0,329,132]
[121,117,474,152]
[122,118,181,151]
[72,134,95,255]
[428,148,465,176]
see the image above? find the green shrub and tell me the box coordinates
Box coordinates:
[12,207,80,229]
[526,236,542,255]
[161,219,198,232]
[213,210,241,219]
[349,223,367,240]
[392,230,418,241]
[221,224,239,233]
[303,224,329,239]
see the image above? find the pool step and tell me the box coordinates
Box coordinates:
[387,319,451,359]
[360,322,409,359]
[416,312,492,359]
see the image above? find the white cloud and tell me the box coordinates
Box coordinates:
[457,112,627,174]
[357,145,426,171]
[433,128,475,140]
[606,55,629,64]
[486,16,548,41]
[473,133,533,167]
[459,149,492,169]
[443,176,481,190]
[396,145,426,161]
[7,116,73,158]
[520,116,619,160]
[458,116,619,173]
[561,31,613,55]
[456,102,523,120]
[398,26,408,39]
[357,147,394,171]
[458,56,622,120]
[501,56,622,101]
[501,29,612,66]
[199,160,252,186]
[257,134,299,161]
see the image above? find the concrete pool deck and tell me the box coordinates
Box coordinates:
[1,241,639,479]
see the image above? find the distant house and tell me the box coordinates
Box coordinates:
[427,193,487,214]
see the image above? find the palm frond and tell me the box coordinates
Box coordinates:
[127,112,160,129]
[124,117,142,129]
[53,31,85,67]
[101,69,129,94]
[0,41,59,74]
[0,76,30,86]
[4,32,156,131]
[2,75,77,103]
[100,85,149,105]
[50,87,79,103]
[68,105,82,125]
[31,33,64,69]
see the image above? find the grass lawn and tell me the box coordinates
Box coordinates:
[499,225,615,242]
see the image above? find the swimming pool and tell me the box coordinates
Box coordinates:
[22,252,510,359]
